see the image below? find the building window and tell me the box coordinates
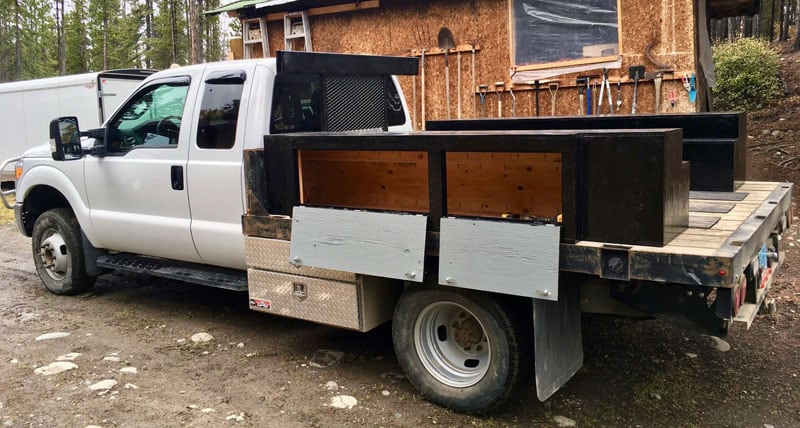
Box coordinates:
[511,0,620,69]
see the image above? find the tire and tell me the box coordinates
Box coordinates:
[31,208,96,295]
[392,287,531,414]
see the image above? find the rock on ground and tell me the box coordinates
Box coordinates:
[553,415,577,427]
[33,362,78,376]
[88,380,118,391]
[35,332,71,341]
[56,353,81,361]
[191,333,214,343]
[329,395,357,409]
[309,349,344,368]
[705,335,732,352]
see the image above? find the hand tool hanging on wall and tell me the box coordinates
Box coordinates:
[420,49,427,129]
[470,42,477,118]
[644,71,664,113]
[526,80,541,116]
[689,73,697,103]
[586,78,593,115]
[508,83,516,117]
[438,28,456,120]
[615,79,622,113]
[478,84,488,117]
[629,66,645,114]
[576,77,587,115]
[412,63,417,128]
[494,81,505,118]
[548,83,559,116]
[457,48,462,119]
[597,68,613,115]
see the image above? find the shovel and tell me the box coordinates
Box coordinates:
[438,27,455,119]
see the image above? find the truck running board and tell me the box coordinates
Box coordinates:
[96,253,247,291]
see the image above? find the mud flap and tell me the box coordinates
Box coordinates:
[533,277,583,401]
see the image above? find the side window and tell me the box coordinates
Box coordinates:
[107,79,190,153]
[196,79,244,150]
[270,74,321,134]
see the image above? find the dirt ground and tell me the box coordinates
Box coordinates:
[2,50,800,428]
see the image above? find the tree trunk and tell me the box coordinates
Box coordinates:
[744,16,754,37]
[170,0,178,64]
[145,0,153,68]
[57,0,66,75]
[14,0,21,77]
[794,0,800,50]
[779,0,787,41]
[761,0,775,39]
[721,18,729,42]
[189,0,203,64]
[782,0,792,41]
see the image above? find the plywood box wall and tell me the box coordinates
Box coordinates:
[248,0,703,127]
[298,149,563,220]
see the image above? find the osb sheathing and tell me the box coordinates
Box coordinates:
[254,0,702,128]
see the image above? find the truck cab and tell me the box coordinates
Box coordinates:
[9,53,413,288]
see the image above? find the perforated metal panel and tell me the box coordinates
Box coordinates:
[323,75,387,132]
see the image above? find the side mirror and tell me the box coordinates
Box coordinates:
[49,117,83,161]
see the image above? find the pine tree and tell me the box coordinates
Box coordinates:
[19,0,58,79]
[148,0,189,68]
[65,0,90,74]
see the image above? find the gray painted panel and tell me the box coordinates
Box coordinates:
[290,207,427,282]
[438,218,560,300]
[534,279,583,401]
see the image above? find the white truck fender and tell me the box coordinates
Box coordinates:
[16,163,99,246]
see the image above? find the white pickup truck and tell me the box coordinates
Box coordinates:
[1,51,794,414]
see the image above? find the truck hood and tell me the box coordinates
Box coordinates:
[21,143,52,159]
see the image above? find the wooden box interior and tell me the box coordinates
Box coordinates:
[298,150,562,220]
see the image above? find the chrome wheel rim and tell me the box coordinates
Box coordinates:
[39,228,69,281]
[413,301,491,388]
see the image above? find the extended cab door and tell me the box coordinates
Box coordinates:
[185,65,256,269]
[83,75,202,263]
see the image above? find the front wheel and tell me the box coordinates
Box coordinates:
[392,287,531,414]
[31,208,96,295]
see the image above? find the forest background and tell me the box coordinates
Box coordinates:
[0,0,233,82]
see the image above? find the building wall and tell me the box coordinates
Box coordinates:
[251,0,701,128]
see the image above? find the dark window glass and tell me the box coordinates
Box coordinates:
[270,74,321,134]
[512,0,619,66]
[197,81,244,149]
[386,78,406,127]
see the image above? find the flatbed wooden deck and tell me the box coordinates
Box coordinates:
[561,181,793,288]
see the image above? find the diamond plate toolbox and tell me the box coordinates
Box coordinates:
[245,236,357,282]
[247,269,401,331]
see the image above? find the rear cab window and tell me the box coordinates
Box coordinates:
[196,72,246,150]
[270,74,406,134]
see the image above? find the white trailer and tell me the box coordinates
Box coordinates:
[0,69,154,177]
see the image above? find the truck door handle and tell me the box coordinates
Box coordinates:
[171,166,184,190]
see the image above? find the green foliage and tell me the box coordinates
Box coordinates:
[712,38,782,111]
[65,0,90,74]
[1,0,227,81]
[147,0,190,69]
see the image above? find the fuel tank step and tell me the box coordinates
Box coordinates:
[97,253,247,291]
